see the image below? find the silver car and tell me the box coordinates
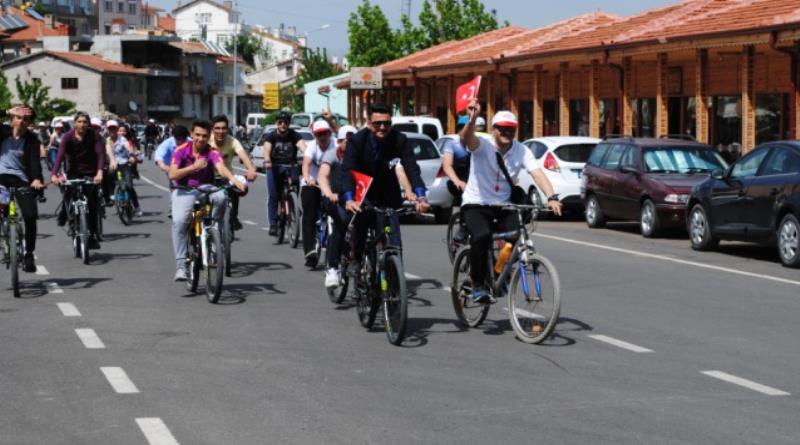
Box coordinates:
[402,133,454,223]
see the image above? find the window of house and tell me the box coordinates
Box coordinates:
[107,76,116,93]
[195,13,211,24]
[712,96,742,150]
[227,97,233,115]
[61,78,78,89]
[543,100,558,137]
[118,1,124,13]
[104,24,111,34]
[755,94,790,145]
[104,0,112,12]
[284,66,292,77]
[128,2,136,14]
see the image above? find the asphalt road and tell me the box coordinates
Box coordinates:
[1,161,798,444]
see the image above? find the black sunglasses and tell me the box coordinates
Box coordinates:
[494,126,516,134]
[371,120,392,128]
[276,120,289,125]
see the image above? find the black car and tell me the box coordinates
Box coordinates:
[687,141,800,267]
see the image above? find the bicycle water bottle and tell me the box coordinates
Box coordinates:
[494,242,513,274]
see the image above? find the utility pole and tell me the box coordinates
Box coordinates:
[232,0,238,131]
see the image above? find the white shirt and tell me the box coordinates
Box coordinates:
[302,138,336,186]
[461,138,539,206]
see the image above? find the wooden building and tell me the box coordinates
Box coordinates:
[341,0,800,154]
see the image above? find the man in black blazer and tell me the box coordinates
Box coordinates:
[341,103,429,264]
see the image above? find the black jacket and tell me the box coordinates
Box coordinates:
[341,128,426,209]
[0,125,44,183]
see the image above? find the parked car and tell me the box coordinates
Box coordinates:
[291,112,348,130]
[392,116,443,141]
[582,137,727,237]
[520,136,600,211]
[687,141,800,267]
[246,113,267,132]
[400,133,453,223]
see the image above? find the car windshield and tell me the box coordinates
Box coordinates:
[407,138,439,160]
[298,131,314,141]
[393,123,418,134]
[291,115,311,128]
[643,147,727,173]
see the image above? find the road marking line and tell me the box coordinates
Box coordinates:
[442,286,452,292]
[405,272,422,280]
[100,367,139,394]
[136,418,180,445]
[701,370,790,396]
[44,282,63,294]
[534,233,800,287]
[502,306,547,321]
[57,302,81,317]
[139,175,171,193]
[75,328,105,349]
[242,220,257,226]
[35,265,49,275]
[588,334,654,353]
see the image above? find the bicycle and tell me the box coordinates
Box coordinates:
[312,204,331,269]
[451,204,561,344]
[145,140,155,161]
[352,205,415,346]
[182,184,229,303]
[328,226,352,305]
[62,178,96,265]
[445,210,465,264]
[0,186,32,298]
[273,164,301,247]
[114,169,134,225]
[218,184,235,278]
[95,185,105,241]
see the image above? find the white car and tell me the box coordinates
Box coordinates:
[392,116,444,141]
[401,133,453,223]
[251,128,313,170]
[518,136,600,211]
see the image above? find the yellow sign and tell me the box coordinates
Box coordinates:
[262,82,280,110]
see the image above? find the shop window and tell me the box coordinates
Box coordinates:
[599,99,619,138]
[542,100,558,137]
[667,97,696,138]
[755,94,789,145]
[518,101,532,141]
[712,96,742,153]
[632,98,655,138]
[569,99,589,136]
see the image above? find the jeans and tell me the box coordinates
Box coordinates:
[265,165,299,226]
[301,185,322,255]
[0,175,38,253]
[351,203,402,262]
[325,201,350,269]
[171,188,226,270]
[462,205,519,288]
[61,180,101,239]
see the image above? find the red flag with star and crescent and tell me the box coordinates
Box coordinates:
[351,170,374,205]
[455,75,482,113]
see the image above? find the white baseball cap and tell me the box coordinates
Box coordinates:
[106,120,119,128]
[148,118,155,123]
[311,119,331,135]
[54,121,64,129]
[475,117,486,127]
[90,117,102,127]
[337,125,357,140]
[491,111,517,128]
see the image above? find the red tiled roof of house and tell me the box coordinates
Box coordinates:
[158,15,175,33]
[169,41,217,55]
[46,51,149,75]
[3,6,68,42]
[216,54,245,64]
[142,4,165,13]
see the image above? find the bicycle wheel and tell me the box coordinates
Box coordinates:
[276,203,286,244]
[329,240,351,305]
[355,255,379,329]
[204,227,224,303]
[383,254,408,345]
[9,223,19,298]
[186,235,201,293]
[223,211,233,277]
[79,207,90,265]
[288,192,301,249]
[451,247,490,328]
[116,188,132,225]
[508,252,561,344]
[446,211,461,264]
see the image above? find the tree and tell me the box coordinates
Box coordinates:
[0,71,12,114]
[346,0,401,67]
[284,47,345,112]
[412,0,501,48]
[224,33,271,68]
[14,77,76,123]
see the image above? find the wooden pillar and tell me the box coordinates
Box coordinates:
[622,56,634,136]
[509,69,519,117]
[792,54,800,139]
[400,79,408,116]
[486,71,495,120]
[412,74,421,115]
[695,49,709,144]
[559,62,570,136]
[447,75,455,134]
[428,78,435,116]
[656,52,669,137]
[742,45,756,152]
[532,66,544,138]
[589,60,600,138]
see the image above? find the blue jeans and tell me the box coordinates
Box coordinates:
[325,201,351,269]
[265,164,299,226]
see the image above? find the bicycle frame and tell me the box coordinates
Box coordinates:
[361,207,412,294]
[488,207,539,300]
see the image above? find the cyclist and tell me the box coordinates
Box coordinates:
[105,120,143,217]
[46,121,65,172]
[442,115,472,242]
[51,112,105,250]
[144,118,160,145]
[459,99,562,303]
[261,110,307,236]
[0,105,46,272]
[155,125,190,218]
[300,119,337,266]
[342,103,429,273]
[208,115,257,231]
[169,120,245,281]
[36,121,50,161]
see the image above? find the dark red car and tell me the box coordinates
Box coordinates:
[581,137,728,237]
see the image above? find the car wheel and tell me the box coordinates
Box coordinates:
[778,213,800,268]
[688,204,718,251]
[640,199,660,238]
[585,194,605,228]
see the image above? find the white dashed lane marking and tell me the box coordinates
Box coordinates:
[139,175,171,193]
[56,302,81,317]
[701,371,791,396]
[136,418,180,445]
[588,334,654,353]
[242,220,257,226]
[35,265,49,275]
[100,367,140,394]
[75,328,105,349]
[44,282,63,294]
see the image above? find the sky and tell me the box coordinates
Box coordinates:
[151,0,678,57]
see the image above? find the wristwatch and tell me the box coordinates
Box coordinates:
[547,194,559,202]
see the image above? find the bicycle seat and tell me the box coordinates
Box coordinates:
[196,184,219,194]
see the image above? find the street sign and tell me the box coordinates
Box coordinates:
[350,67,382,90]
[262,82,280,110]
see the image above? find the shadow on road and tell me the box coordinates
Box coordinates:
[101,233,152,242]
[401,316,469,348]
[14,282,48,299]
[602,222,687,240]
[52,277,112,289]
[714,244,781,264]
[224,282,286,300]
[229,262,291,278]
[91,252,152,265]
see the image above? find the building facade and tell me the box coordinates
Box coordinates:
[7,0,95,36]
[173,0,238,47]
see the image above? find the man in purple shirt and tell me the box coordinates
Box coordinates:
[51,112,105,249]
[168,120,244,281]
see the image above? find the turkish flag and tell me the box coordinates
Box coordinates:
[351,170,374,205]
[455,75,482,113]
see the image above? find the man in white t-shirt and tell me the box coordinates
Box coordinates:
[301,119,337,266]
[460,99,562,303]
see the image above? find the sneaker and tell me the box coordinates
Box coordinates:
[325,268,340,288]
[22,252,36,273]
[268,226,278,237]
[232,219,243,231]
[471,286,495,304]
[134,208,144,217]
[305,251,318,267]
[57,209,67,227]
[88,237,101,250]
[174,267,188,281]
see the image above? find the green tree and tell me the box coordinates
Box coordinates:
[412,0,500,47]
[224,33,271,67]
[346,0,401,67]
[0,71,12,114]
[14,76,76,123]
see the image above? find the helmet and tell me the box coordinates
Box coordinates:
[230,174,248,197]
[275,111,292,123]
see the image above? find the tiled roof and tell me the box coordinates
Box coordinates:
[169,41,217,55]
[2,6,68,42]
[158,15,175,33]
[45,51,149,75]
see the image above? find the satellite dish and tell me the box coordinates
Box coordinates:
[128,101,138,112]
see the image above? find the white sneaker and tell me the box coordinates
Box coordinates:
[174,268,188,281]
[325,268,340,288]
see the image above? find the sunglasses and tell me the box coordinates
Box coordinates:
[371,120,392,128]
[276,120,289,125]
[494,126,516,134]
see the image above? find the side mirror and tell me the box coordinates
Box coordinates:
[620,165,639,175]
[711,168,725,180]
